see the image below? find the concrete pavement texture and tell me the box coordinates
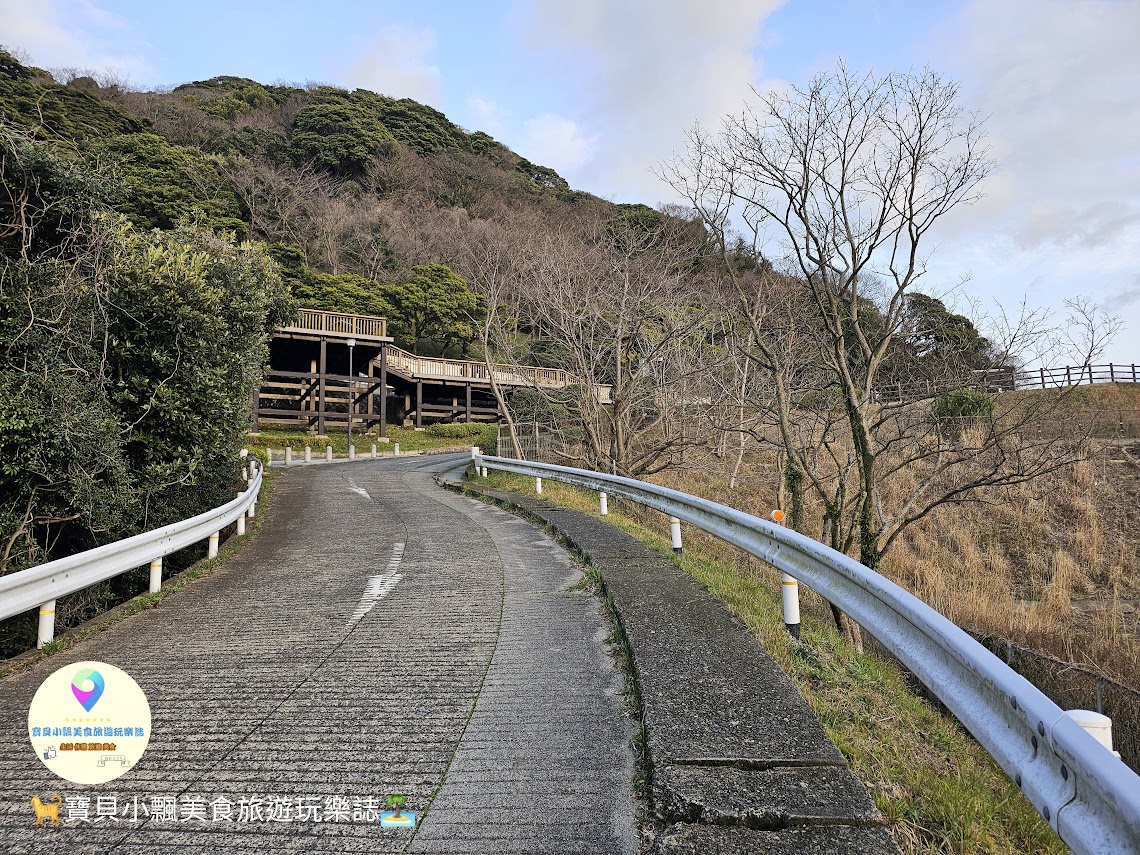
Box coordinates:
[449,475,900,855]
[0,454,636,854]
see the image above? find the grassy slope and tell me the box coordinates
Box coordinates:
[475,470,1063,855]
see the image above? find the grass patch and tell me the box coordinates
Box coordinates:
[252,424,497,457]
[472,469,1063,855]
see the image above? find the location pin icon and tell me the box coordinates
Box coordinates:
[71,668,105,712]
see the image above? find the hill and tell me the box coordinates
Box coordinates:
[0,50,643,362]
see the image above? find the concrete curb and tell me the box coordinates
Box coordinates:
[438,470,900,855]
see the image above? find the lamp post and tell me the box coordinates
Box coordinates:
[346,338,356,448]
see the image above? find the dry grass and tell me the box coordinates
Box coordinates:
[659,385,1140,690]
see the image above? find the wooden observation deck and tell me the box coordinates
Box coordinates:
[254,309,605,433]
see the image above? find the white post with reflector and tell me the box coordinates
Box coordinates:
[599,492,608,515]
[149,557,162,593]
[670,517,682,555]
[207,532,219,558]
[284,447,292,465]
[773,510,801,639]
[535,477,543,495]
[37,600,56,648]
[1065,710,1121,758]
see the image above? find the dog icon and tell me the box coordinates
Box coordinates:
[31,795,62,826]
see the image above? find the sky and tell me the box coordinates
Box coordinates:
[3,0,1139,363]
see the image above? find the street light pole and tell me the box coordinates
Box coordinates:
[346,338,356,448]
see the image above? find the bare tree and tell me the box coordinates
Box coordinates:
[665,64,1119,646]
[520,209,721,476]
[448,207,531,458]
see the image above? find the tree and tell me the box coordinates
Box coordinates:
[665,64,1113,646]
[382,262,481,355]
[384,794,407,819]
[521,208,720,476]
[290,93,396,178]
[0,125,292,653]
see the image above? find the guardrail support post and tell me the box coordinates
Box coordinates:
[371,444,377,459]
[535,476,543,494]
[326,445,333,462]
[237,514,246,536]
[781,573,801,639]
[670,517,682,555]
[1064,709,1121,758]
[37,600,55,648]
[149,557,162,593]
[771,510,801,638]
[304,446,311,464]
[349,444,356,460]
[208,532,219,558]
[284,447,292,466]
[471,446,480,459]
[599,492,608,515]
[247,499,256,520]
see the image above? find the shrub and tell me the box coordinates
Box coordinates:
[933,387,993,422]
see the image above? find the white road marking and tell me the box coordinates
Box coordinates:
[345,478,372,500]
[348,542,405,626]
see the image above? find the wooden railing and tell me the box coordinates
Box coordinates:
[382,345,575,388]
[873,363,1140,403]
[279,309,388,340]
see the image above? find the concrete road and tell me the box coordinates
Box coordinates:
[0,455,636,854]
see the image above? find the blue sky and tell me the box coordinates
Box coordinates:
[5,0,1140,363]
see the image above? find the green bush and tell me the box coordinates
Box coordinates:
[933,387,993,422]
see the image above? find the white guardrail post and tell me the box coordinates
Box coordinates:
[1,457,263,650]
[472,454,1140,855]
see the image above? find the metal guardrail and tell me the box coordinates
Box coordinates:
[474,453,1140,855]
[0,459,263,648]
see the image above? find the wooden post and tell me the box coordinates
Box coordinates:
[1110,363,1115,382]
[415,381,423,428]
[465,384,472,423]
[318,338,327,436]
[366,360,375,424]
[251,388,259,430]
[379,347,388,438]
[1040,367,1046,389]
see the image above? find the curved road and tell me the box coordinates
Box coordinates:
[0,454,636,854]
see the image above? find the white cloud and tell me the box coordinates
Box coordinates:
[519,113,595,172]
[466,96,506,137]
[0,0,147,77]
[519,0,785,202]
[925,0,1140,361]
[344,25,442,104]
